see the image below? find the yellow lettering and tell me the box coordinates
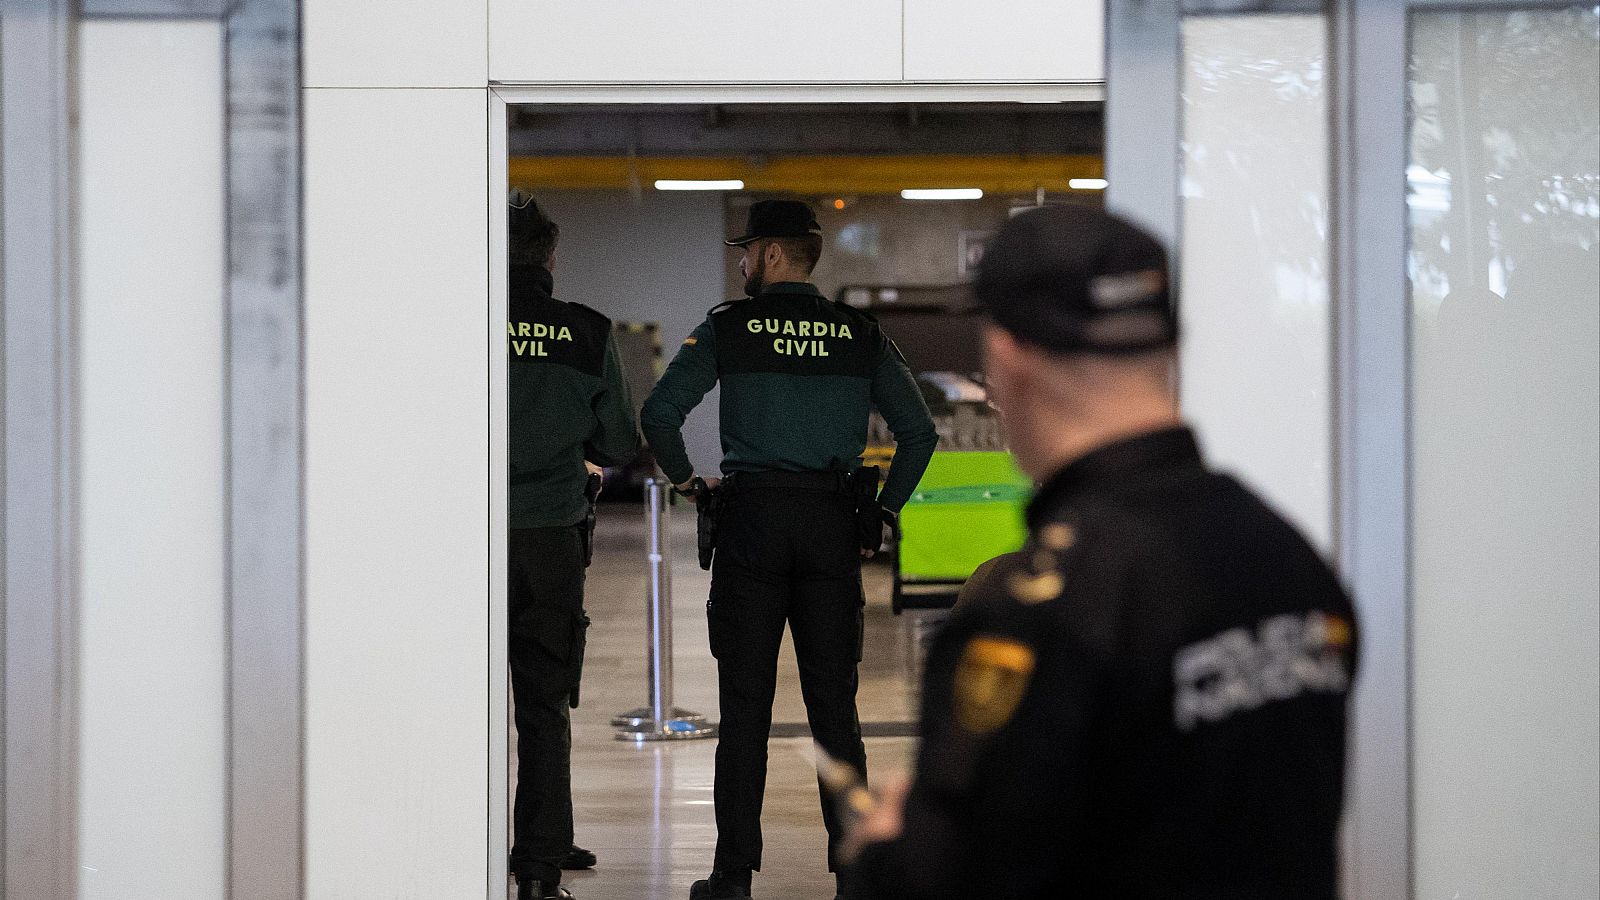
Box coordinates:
[748,319,763,334]
[780,320,794,336]
[839,324,852,340]
[557,326,572,341]
[520,322,531,337]
[534,341,548,356]
[799,321,811,337]
[773,337,785,355]
[512,340,527,355]
[507,322,517,336]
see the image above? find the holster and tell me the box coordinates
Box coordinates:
[696,482,723,571]
[581,471,602,568]
[853,466,885,553]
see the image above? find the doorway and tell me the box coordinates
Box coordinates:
[489,85,1103,899]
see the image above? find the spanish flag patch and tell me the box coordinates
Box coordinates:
[683,337,698,346]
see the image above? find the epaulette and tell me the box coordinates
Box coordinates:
[707,298,745,316]
[1002,522,1080,607]
[564,300,612,328]
[830,299,879,323]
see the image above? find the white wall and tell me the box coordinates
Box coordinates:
[298,1,1107,896]
[537,189,727,474]
[303,87,491,899]
[1178,15,1332,551]
[905,0,1103,82]
[75,20,228,900]
[304,0,486,88]
[488,0,1102,84]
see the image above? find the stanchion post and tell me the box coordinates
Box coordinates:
[615,477,715,742]
[611,477,707,728]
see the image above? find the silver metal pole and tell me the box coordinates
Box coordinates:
[649,480,673,726]
[616,478,714,742]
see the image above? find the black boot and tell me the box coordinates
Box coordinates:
[688,869,752,898]
[517,876,575,900]
[561,844,598,870]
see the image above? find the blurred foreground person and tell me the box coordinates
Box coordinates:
[843,206,1357,900]
[506,191,638,900]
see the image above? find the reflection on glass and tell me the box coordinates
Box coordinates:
[1180,15,1332,549]
[1409,8,1600,899]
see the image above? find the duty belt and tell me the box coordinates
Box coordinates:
[723,469,852,495]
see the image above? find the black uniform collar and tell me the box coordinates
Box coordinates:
[757,281,825,298]
[1026,426,1203,528]
[510,263,555,300]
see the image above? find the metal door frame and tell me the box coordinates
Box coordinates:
[1,2,304,898]
[489,79,1101,900]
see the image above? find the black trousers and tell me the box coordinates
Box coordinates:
[708,479,868,875]
[508,524,590,884]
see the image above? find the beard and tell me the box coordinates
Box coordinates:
[742,251,766,297]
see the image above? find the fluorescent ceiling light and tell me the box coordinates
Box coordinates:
[1069,178,1109,191]
[654,179,744,191]
[901,188,983,201]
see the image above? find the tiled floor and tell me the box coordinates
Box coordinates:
[512,501,932,900]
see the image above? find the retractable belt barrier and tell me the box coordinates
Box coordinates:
[612,477,717,742]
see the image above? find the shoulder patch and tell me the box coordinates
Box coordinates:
[708,299,744,316]
[953,635,1036,734]
[682,336,699,347]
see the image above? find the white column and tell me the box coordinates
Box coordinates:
[303,86,491,899]
[75,20,228,900]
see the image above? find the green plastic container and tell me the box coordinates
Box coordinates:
[898,451,1031,582]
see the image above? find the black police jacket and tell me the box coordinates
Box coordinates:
[850,427,1356,900]
[507,264,639,528]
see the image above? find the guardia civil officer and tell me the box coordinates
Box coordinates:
[506,192,639,900]
[640,200,938,900]
[842,205,1358,900]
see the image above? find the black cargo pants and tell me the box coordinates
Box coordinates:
[708,471,868,875]
[508,524,590,885]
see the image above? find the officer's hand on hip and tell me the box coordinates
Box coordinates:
[860,522,891,559]
[860,510,897,559]
[673,475,721,505]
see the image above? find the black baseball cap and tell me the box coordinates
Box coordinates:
[725,199,823,246]
[973,205,1177,354]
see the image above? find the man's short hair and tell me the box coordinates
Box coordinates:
[763,234,823,274]
[509,194,559,268]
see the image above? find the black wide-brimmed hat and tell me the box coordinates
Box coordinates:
[725,199,823,246]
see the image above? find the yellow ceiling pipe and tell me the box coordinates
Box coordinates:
[508,154,1104,195]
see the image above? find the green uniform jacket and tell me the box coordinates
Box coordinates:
[640,281,937,512]
[508,264,639,528]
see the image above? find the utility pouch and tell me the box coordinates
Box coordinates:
[853,466,884,553]
[582,471,602,567]
[696,481,723,571]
